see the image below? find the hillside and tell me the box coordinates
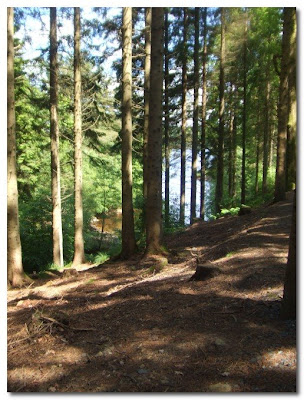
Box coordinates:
[7,191,296,392]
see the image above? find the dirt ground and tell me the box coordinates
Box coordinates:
[7,191,296,392]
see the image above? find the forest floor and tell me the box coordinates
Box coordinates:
[7,191,296,393]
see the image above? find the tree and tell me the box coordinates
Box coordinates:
[200,7,208,220]
[164,9,170,228]
[50,7,64,268]
[145,7,165,255]
[121,7,137,258]
[280,190,296,319]
[180,8,188,225]
[143,7,151,211]
[72,7,86,267]
[241,11,248,205]
[190,7,200,224]
[215,7,226,214]
[285,8,296,191]
[7,7,27,287]
[274,7,293,202]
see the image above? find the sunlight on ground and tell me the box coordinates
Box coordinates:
[260,348,297,371]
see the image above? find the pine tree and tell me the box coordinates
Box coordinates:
[200,7,208,220]
[72,7,86,267]
[215,7,226,214]
[190,7,200,224]
[50,7,64,268]
[7,7,27,287]
[145,7,165,255]
[121,7,136,258]
[180,8,188,225]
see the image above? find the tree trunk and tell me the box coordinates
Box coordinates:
[280,190,296,319]
[255,112,261,194]
[7,7,26,287]
[190,7,200,224]
[241,12,248,205]
[72,7,86,267]
[200,7,207,220]
[164,9,170,228]
[50,7,64,268]
[180,8,188,226]
[145,7,164,255]
[121,7,136,259]
[143,7,151,210]
[274,7,293,202]
[285,8,296,191]
[215,8,225,214]
[228,93,235,198]
[262,72,270,194]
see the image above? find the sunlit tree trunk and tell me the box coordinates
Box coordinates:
[200,7,207,220]
[180,8,188,225]
[50,7,64,268]
[215,7,225,214]
[121,7,136,258]
[145,7,164,255]
[228,84,236,199]
[7,7,26,287]
[190,7,200,224]
[285,8,296,191]
[164,9,170,228]
[274,7,293,202]
[72,7,86,267]
[143,7,151,211]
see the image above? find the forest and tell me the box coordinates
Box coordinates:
[7,7,296,393]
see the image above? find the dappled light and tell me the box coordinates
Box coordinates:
[8,192,296,392]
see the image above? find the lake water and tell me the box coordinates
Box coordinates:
[162,149,212,224]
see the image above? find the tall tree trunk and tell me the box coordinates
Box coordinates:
[241,12,248,205]
[72,7,86,267]
[164,9,170,228]
[255,112,261,194]
[215,7,225,214]
[190,7,200,224]
[228,88,235,198]
[121,7,136,259]
[145,7,165,255]
[180,8,188,225]
[285,8,296,191]
[7,7,26,287]
[274,7,293,202]
[280,190,296,319]
[262,70,270,194]
[50,7,64,268]
[200,7,207,220]
[143,7,151,211]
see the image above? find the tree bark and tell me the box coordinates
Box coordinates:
[285,8,296,191]
[200,7,207,220]
[121,7,136,258]
[190,7,200,224]
[274,7,293,202]
[280,190,296,319]
[145,7,164,255]
[50,7,64,268]
[143,7,151,210]
[164,9,170,228]
[72,7,86,267]
[262,71,270,194]
[7,7,26,287]
[215,8,225,214]
[241,12,248,205]
[180,8,188,225]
